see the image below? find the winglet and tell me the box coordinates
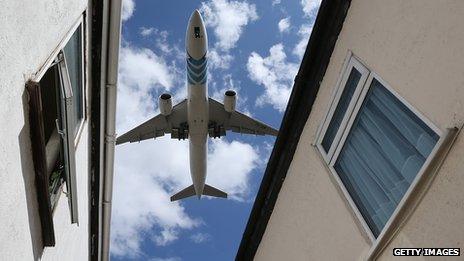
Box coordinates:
[203,184,227,198]
[170,185,196,201]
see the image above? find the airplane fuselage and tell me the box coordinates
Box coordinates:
[186,10,208,197]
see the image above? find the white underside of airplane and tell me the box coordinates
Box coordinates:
[116,10,278,201]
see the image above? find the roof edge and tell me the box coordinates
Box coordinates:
[89,0,104,259]
[235,0,352,259]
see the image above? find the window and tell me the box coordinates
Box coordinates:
[63,24,84,137]
[27,21,84,247]
[194,26,201,38]
[318,57,369,161]
[317,54,440,239]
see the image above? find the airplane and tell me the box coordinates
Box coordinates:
[116,10,279,201]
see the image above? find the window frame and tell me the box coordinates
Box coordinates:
[315,52,443,242]
[28,14,86,247]
[34,16,86,147]
[68,21,86,147]
[316,52,370,163]
[57,50,79,224]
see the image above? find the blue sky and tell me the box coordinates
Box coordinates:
[112,0,320,260]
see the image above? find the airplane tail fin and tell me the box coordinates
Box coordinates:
[170,184,227,201]
[170,185,196,201]
[203,184,227,199]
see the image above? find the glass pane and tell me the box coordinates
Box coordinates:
[63,24,83,137]
[334,79,439,237]
[322,68,361,152]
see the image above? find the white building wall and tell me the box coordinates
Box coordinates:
[0,0,88,260]
[254,0,464,260]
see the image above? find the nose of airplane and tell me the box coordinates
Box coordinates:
[191,9,201,22]
[186,9,208,59]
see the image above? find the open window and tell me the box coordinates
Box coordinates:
[26,22,84,247]
[316,53,441,239]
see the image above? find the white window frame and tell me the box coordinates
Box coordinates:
[316,52,370,163]
[315,52,443,242]
[34,15,86,148]
[69,20,86,147]
[57,51,79,224]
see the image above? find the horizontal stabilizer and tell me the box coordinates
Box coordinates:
[170,185,196,202]
[203,184,227,199]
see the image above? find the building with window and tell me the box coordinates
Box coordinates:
[0,1,121,260]
[237,0,464,260]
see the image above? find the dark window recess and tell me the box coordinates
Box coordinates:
[40,66,66,210]
[194,26,201,38]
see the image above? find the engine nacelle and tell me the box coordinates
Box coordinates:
[159,93,173,116]
[223,90,236,113]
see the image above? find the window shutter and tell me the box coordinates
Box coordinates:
[57,52,79,224]
[26,80,56,246]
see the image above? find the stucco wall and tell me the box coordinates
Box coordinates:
[0,0,88,260]
[254,0,464,260]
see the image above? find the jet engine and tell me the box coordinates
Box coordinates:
[159,93,173,116]
[223,90,236,113]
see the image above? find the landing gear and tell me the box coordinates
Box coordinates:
[171,123,189,140]
[208,122,225,138]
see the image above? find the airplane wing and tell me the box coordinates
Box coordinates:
[116,99,188,145]
[208,98,279,137]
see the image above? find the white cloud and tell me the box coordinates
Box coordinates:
[154,30,174,55]
[190,232,212,243]
[207,139,259,200]
[208,49,233,70]
[140,27,155,37]
[153,229,180,246]
[200,0,258,51]
[122,0,135,21]
[112,39,263,257]
[278,17,291,33]
[119,45,173,92]
[138,28,175,55]
[199,0,259,70]
[272,0,281,6]
[301,0,321,17]
[292,0,320,59]
[292,24,313,59]
[111,161,199,256]
[149,257,181,261]
[247,44,299,112]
